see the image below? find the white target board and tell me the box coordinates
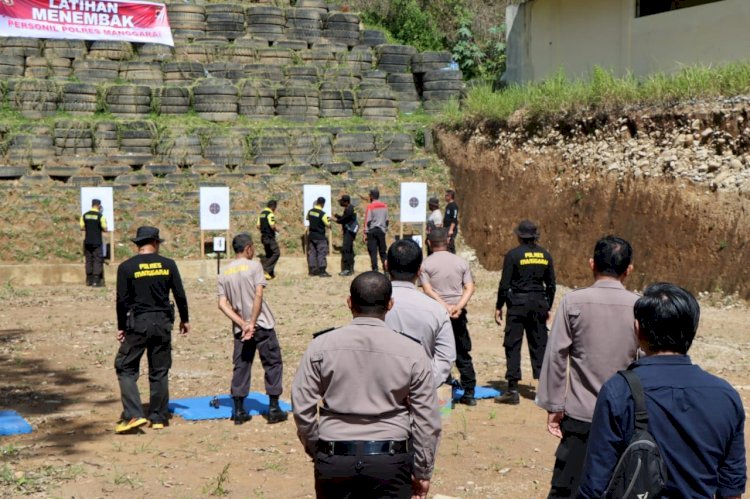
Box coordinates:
[400,182,428,223]
[80,187,114,232]
[303,185,332,227]
[200,187,230,230]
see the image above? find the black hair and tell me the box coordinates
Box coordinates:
[445,189,455,199]
[387,239,423,281]
[267,200,277,209]
[593,235,633,277]
[350,271,392,315]
[428,227,449,245]
[232,233,253,254]
[92,198,101,206]
[634,282,700,354]
[369,188,380,200]
[316,197,326,207]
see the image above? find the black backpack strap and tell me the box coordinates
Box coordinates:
[618,369,649,432]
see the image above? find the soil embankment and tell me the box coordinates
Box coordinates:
[436,101,750,298]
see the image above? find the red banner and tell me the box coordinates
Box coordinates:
[0,0,173,46]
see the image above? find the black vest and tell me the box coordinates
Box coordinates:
[82,210,103,245]
[258,208,275,238]
[307,207,327,240]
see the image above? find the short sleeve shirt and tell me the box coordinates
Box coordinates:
[217,258,275,331]
[420,251,473,305]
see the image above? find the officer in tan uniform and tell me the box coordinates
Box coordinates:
[217,233,288,425]
[292,271,441,499]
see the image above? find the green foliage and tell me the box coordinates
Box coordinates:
[360,0,443,51]
[444,62,750,123]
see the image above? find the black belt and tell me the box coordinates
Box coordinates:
[317,440,410,456]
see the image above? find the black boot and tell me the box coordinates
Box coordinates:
[92,276,105,287]
[86,276,93,286]
[308,266,319,276]
[265,395,288,424]
[230,397,252,425]
[318,267,332,278]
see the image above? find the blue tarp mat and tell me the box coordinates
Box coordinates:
[0,411,33,436]
[452,385,502,401]
[169,393,292,421]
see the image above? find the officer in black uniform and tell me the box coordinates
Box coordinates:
[306,197,331,277]
[444,189,459,254]
[333,194,357,276]
[256,200,280,280]
[114,226,190,433]
[80,198,107,286]
[494,220,556,405]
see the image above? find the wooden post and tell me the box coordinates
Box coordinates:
[421,222,426,251]
[110,230,116,264]
[200,231,205,258]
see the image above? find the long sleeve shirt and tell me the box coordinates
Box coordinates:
[364,200,388,233]
[291,317,441,479]
[496,243,556,311]
[536,279,639,421]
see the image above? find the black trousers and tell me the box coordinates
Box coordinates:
[261,235,280,277]
[504,295,549,382]
[314,450,414,499]
[340,231,355,272]
[366,228,387,271]
[83,242,104,281]
[308,238,329,270]
[451,309,476,394]
[447,230,457,254]
[549,416,591,498]
[231,327,284,398]
[114,311,173,424]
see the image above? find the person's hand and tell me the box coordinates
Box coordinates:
[179,322,191,336]
[494,309,503,326]
[117,330,125,343]
[411,477,430,499]
[547,411,564,438]
[241,321,255,341]
[450,306,462,319]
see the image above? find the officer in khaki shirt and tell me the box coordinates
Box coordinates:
[420,228,477,405]
[292,272,441,499]
[536,236,638,497]
[384,239,456,387]
[217,233,288,425]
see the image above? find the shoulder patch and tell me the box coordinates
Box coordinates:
[397,331,422,345]
[313,327,336,338]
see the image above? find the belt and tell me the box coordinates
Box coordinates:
[317,440,410,456]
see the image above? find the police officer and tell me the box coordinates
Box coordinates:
[494,220,556,405]
[217,233,288,425]
[384,239,456,387]
[333,194,357,276]
[443,189,459,254]
[114,226,190,433]
[256,200,280,280]
[292,272,441,499]
[306,197,331,277]
[80,198,107,286]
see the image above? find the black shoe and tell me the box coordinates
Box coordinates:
[92,277,105,287]
[338,270,353,276]
[457,394,477,406]
[494,390,520,405]
[86,276,94,286]
[266,396,288,424]
[318,270,332,278]
[231,397,252,425]
[308,267,319,276]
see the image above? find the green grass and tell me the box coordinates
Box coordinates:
[439,62,750,124]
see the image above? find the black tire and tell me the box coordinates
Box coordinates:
[115,172,154,185]
[377,44,417,56]
[423,80,465,91]
[423,90,462,100]
[422,69,463,82]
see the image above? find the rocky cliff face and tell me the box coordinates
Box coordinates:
[435,98,750,298]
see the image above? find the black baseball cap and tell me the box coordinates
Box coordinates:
[131,226,165,245]
[514,220,539,239]
[338,194,351,204]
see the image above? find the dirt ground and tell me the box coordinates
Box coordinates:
[1,261,749,498]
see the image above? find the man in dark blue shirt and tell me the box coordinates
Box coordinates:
[579,283,746,498]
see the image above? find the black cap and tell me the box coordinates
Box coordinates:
[514,220,539,239]
[338,194,351,204]
[428,197,439,207]
[131,226,165,245]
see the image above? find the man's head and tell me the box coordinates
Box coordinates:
[386,239,423,282]
[315,196,326,208]
[427,227,449,252]
[92,198,101,210]
[348,271,392,318]
[514,220,539,243]
[131,226,164,250]
[445,189,455,202]
[590,236,633,278]
[267,200,277,210]
[338,194,351,207]
[428,197,439,210]
[634,282,700,355]
[232,233,253,256]
[369,188,380,201]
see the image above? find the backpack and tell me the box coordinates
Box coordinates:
[602,369,668,499]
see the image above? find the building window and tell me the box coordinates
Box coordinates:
[637,0,725,17]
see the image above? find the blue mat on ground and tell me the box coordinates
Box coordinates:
[169,393,292,421]
[0,411,33,436]
[452,386,502,401]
